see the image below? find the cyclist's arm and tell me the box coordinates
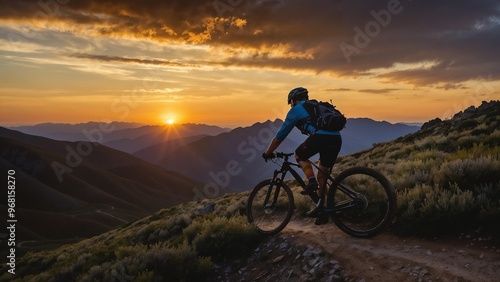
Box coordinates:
[264,137,282,156]
[265,102,308,156]
[266,115,293,156]
[275,104,307,141]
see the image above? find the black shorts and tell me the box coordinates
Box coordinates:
[295,134,342,168]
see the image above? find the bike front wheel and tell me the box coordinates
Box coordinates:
[246,179,294,236]
[327,167,397,238]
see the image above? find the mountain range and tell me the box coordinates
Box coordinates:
[1,117,418,250]
[0,127,203,245]
[9,118,419,190]
[9,122,231,154]
[3,100,499,282]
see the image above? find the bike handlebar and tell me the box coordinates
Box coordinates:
[275,152,294,159]
[263,152,294,162]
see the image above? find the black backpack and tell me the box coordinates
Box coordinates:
[300,100,347,133]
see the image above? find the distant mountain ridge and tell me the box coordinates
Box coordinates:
[338,118,419,155]
[133,118,419,191]
[8,118,419,156]
[0,127,205,248]
[6,118,419,192]
[9,121,144,141]
[8,122,231,154]
[142,119,301,194]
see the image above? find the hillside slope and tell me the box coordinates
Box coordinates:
[4,189,499,282]
[0,127,205,247]
[2,101,499,282]
[335,100,500,237]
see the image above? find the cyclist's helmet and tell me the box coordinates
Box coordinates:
[287,87,308,104]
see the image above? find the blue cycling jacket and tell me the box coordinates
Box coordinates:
[276,101,341,141]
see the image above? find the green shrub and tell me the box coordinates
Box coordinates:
[215,195,247,217]
[115,245,147,260]
[133,213,192,245]
[134,244,212,281]
[484,129,500,147]
[459,119,479,130]
[431,157,500,189]
[456,135,480,149]
[475,183,500,233]
[135,270,155,282]
[80,244,213,282]
[396,184,477,237]
[184,216,260,259]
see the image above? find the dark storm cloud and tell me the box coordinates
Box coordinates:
[1,0,499,87]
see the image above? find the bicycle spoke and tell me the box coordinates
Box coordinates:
[247,179,294,236]
[327,167,397,238]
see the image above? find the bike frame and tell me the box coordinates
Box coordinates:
[263,159,304,209]
[266,154,361,214]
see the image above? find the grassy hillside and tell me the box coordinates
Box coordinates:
[2,101,498,281]
[1,194,259,282]
[0,127,205,249]
[334,100,500,237]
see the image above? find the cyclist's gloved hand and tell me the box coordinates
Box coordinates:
[262,152,275,162]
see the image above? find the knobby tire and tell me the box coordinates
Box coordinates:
[246,179,294,236]
[327,167,397,238]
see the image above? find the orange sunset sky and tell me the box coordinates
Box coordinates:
[1,0,499,127]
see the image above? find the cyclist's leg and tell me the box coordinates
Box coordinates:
[314,135,341,224]
[296,135,326,219]
[295,156,315,183]
[317,135,342,197]
[316,163,331,197]
[295,135,321,189]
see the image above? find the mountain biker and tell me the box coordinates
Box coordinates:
[263,87,342,225]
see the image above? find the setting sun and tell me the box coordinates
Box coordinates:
[0,1,498,128]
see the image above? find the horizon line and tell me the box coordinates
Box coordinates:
[0,117,427,129]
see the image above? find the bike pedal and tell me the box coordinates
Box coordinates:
[314,215,329,225]
[300,189,316,195]
[306,207,323,218]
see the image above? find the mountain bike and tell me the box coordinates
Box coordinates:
[246,152,397,237]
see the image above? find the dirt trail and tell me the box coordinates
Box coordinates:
[96,205,129,224]
[285,218,500,281]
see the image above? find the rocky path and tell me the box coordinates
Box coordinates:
[223,218,500,281]
[286,219,500,281]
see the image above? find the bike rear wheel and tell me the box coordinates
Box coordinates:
[327,167,397,238]
[246,179,294,236]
